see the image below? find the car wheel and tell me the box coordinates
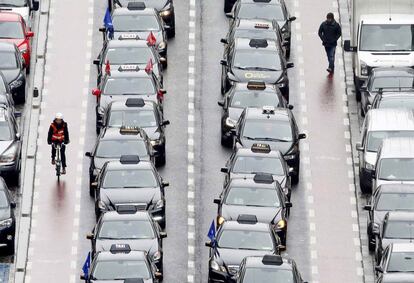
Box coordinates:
[167,27,175,39]
[286,48,291,59]
[14,90,26,105]
[156,154,166,167]
[291,164,299,185]
[368,235,375,252]
[221,135,232,147]
[354,75,361,101]
[89,175,95,197]
[359,176,371,194]
[96,126,101,135]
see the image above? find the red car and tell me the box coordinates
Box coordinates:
[0,12,33,70]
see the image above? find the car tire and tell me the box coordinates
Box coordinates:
[360,102,365,117]
[359,176,371,194]
[156,154,166,167]
[291,165,299,185]
[286,48,291,59]
[221,135,232,148]
[96,126,101,135]
[14,90,26,105]
[167,27,175,39]
[89,175,95,197]
[354,75,361,102]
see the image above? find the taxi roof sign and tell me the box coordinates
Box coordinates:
[262,255,283,266]
[120,155,140,164]
[237,214,258,224]
[120,126,140,135]
[249,39,268,48]
[262,106,275,114]
[127,2,146,10]
[253,173,274,184]
[124,279,144,283]
[110,243,131,254]
[118,34,140,40]
[125,98,145,107]
[254,23,270,29]
[247,81,266,90]
[251,143,271,153]
[253,0,272,2]
[116,205,138,214]
[118,65,140,72]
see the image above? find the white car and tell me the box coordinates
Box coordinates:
[0,0,39,24]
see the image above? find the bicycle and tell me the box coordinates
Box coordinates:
[53,143,62,182]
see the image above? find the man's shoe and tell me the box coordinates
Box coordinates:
[61,168,66,175]
[326,68,333,73]
[51,159,55,165]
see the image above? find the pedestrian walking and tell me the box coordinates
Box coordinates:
[318,12,342,74]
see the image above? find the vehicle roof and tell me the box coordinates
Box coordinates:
[367,109,414,131]
[371,67,414,78]
[235,18,275,29]
[235,147,284,158]
[361,14,414,24]
[95,250,147,261]
[101,210,151,222]
[0,42,16,52]
[235,38,278,51]
[228,177,279,190]
[0,12,21,22]
[377,184,414,194]
[107,39,153,48]
[222,220,270,231]
[100,127,146,140]
[109,100,156,111]
[380,137,414,158]
[245,107,290,121]
[387,211,414,222]
[104,159,154,171]
[240,0,282,5]
[391,243,414,253]
[380,273,414,282]
[244,255,293,269]
[113,7,157,16]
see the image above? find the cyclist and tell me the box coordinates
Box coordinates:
[47,113,70,174]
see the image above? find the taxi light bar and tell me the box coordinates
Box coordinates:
[247,81,266,90]
[124,279,145,283]
[237,214,258,224]
[262,106,275,114]
[253,0,271,2]
[110,243,131,254]
[251,143,271,153]
[262,255,283,266]
[254,23,270,29]
[253,173,274,184]
[126,98,145,107]
[118,34,140,40]
[116,205,138,214]
[118,65,140,72]
[127,2,146,10]
[120,126,140,135]
[120,155,140,164]
[249,39,268,48]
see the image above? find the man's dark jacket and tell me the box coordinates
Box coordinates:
[47,120,70,144]
[318,20,342,47]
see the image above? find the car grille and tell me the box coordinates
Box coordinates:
[227,265,239,275]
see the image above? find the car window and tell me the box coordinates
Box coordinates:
[371,77,414,91]
[112,14,160,31]
[378,96,414,110]
[105,47,154,65]
[119,0,167,6]
[242,267,294,283]
[376,193,414,211]
[103,169,157,188]
[233,156,284,175]
[234,29,277,41]
[104,77,155,95]
[230,91,281,108]
[366,131,414,152]
[0,51,18,69]
[98,220,155,239]
[379,158,414,181]
[95,140,148,158]
[225,187,281,207]
[0,121,11,140]
[384,221,414,239]
[92,260,150,280]
[218,229,273,250]
[233,49,282,71]
[242,119,293,141]
[237,4,285,21]
[109,110,157,128]
[0,21,24,39]
[387,251,414,272]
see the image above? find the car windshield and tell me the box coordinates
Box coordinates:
[92,260,150,280]
[0,191,8,208]
[0,52,17,69]
[218,229,273,250]
[384,221,414,239]
[242,268,294,283]
[238,4,285,21]
[113,14,160,31]
[105,47,154,65]
[388,251,414,272]
[379,158,414,181]
[378,96,414,110]
[104,77,155,95]
[360,24,414,51]
[0,0,26,6]
[234,50,282,71]
[242,119,293,142]
[371,77,414,91]
[95,140,148,158]
[103,169,157,188]
[98,220,154,239]
[230,91,281,108]
[0,22,24,39]
[108,110,157,128]
[225,187,280,207]
[366,131,414,152]
[233,29,277,41]
[376,193,414,211]
[0,122,11,141]
[233,156,284,175]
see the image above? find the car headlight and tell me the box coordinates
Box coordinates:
[210,260,226,272]
[93,168,101,176]
[151,139,162,146]
[372,222,380,233]
[360,61,368,76]
[217,216,225,225]
[98,200,107,210]
[284,154,296,160]
[365,162,374,170]
[160,10,171,17]
[152,250,162,261]
[155,199,164,209]
[0,144,17,163]
[276,219,286,229]
[0,218,12,228]
[225,117,236,128]
[97,106,105,115]
[9,78,23,89]
[158,41,166,50]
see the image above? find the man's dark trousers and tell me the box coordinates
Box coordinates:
[325,46,336,71]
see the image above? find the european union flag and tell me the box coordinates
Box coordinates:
[103,7,114,39]
[208,220,216,241]
[82,252,91,280]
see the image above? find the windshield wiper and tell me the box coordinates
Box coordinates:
[238,247,259,251]
[249,67,278,71]
[98,236,119,240]
[234,66,248,70]
[242,136,256,140]
[257,137,291,142]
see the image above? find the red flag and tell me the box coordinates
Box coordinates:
[157,90,164,102]
[146,31,156,46]
[145,58,153,74]
[105,60,111,75]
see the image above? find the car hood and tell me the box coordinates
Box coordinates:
[113,31,164,45]
[221,204,281,223]
[0,207,10,220]
[228,107,244,121]
[229,172,286,188]
[364,151,377,167]
[231,69,283,84]
[94,155,150,170]
[100,187,160,207]
[359,51,414,68]
[0,141,13,155]
[216,248,273,266]
[0,69,20,84]
[239,139,293,155]
[95,238,159,256]
[100,94,157,112]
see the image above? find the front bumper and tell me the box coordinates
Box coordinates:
[0,160,19,175]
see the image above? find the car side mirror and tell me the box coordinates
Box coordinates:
[298,133,306,139]
[285,201,292,208]
[286,62,294,68]
[162,120,170,126]
[93,59,100,65]
[217,100,225,107]
[213,198,220,205]
[26,31,34,38]
[160,231,167,239]
[221,167,229,173]
[278,244,286,251]
[344,40,357,52]
[10,202,16,208]
[356,142,364,151]
[375,265,383,273]
[32,0,39,11]
[155,271,163,279]
[225,12,233,18]
[85,152,92,157]
[15,133,21,140]
[287,104,294,110]
[220,60,228,66]
[289,16,297,21]
[364,204,372,211]
[86,233,94,240]
[220,38,228,44]
[162,181,170,187]
[98,27,106,32]
[205,242,212,247]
